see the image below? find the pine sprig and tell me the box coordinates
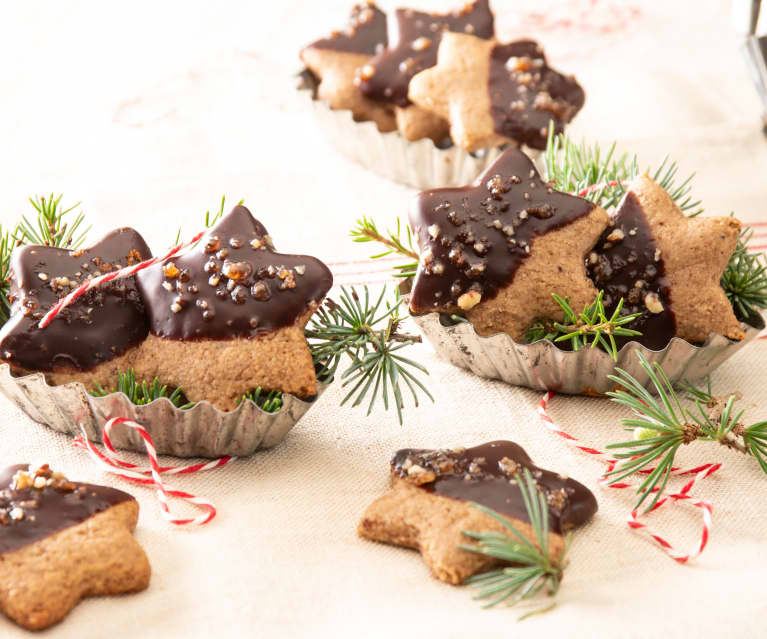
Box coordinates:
[15,194,90,248]
[720,226,767,320]
[0,226,21,325]
[605,354,767,510]
[91,369,195,409]
[305,285,432,425]
[350,216,419,279]
[526,292,642,360]
[237,387,283,413]
[172,195,243,246]
[460,469,569,616]
[543,126,702,215]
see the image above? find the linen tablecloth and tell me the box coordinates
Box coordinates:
[1,1,765,636]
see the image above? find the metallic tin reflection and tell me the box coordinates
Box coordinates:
[296,70,539,189]
[409,309,764,396]
[0,363,325,458]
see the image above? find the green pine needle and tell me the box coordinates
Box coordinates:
[350,216,419,279]
[15,194,90,248]
[606,354,767,511]
[91,369,195,409]
[526,291,642,361]
[237,387,284,413]
[173,195,244,246]
[460,469,569,616]
[720,226,767,320]
[543,125,702,215]
[305,285,432,425]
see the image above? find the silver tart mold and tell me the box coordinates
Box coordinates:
[297,69,540,190]
[406,301,764,396]
[0,363,325,458]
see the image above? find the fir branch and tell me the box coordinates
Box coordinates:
[543,126,702,215]
[526,292,641,360]
[350,216,419,279]
[173,195,243,246]
[720,226,767,320]
[15,194,90,248]
[91,369,194,409]
[460,469,569,615]
[0,226,21,325]
[305,285,431,425]
[237,387,283,413]
[606,354,767,510]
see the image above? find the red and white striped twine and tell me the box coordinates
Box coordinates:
[537,391,718,563]
[74,417,233,526]
[37,231,205,329]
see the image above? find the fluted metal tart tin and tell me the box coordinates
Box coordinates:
[297,70,540,190]
[0,363,326,458]
[407,307,764,396]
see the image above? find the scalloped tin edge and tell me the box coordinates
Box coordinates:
[296,69,540,190]
[0,363,327,458]
[406,305,764,396]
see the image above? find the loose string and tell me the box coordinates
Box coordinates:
[74,417,233,526]
[537,391,718,563]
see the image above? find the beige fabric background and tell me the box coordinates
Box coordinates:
[1,1,766,637]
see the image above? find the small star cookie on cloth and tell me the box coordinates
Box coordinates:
[0,464,150,631]
[408,33,585,151]
[408,148,608,342]
[134,204,333,409]
[589,175,744,345]
[357,0,495,143]
[358,441,597,584]
[300,2,395,132]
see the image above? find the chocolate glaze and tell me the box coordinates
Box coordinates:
[587,192,675,350]
[0,465,133,555]
[488,41,585,150]
[136,205,333,340]
[392,441,597,533]
[0,229,151,372]
[358,0,494,107]
[408,148,596,314]
[306,2,388,56]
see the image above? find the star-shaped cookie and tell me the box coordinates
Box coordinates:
[0,464,150,631]
[358,441,597,584]
[0,228,151,388]
[408,148,609,342]
[134,204,333,409]
[357,0,494,142]
[408,33,585,151]
[589,175,744,345]
[300,2,396,132]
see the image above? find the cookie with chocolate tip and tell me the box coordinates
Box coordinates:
[300,2,396,132]
[134,205,333,410]
[0,464,150,631]
[589,175,744,347]
[358,441,597,584]
[408,148,609,342]
[357,0,495,143]
[408,33,585,151]
[0,228,151,389]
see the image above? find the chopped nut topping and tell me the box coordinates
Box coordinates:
[457,289,481,310]
[605,228,625,243]
[359,64,375,80]
[654,248,662,262]
[9,507,24,521]
[412,36,432,51]
[428,224,440,240]
[644,291,664,314]
[222,260,253,282]
[37,272,49,281]
[498,456,520,476]
[163,262,180,279]
[405,464,436,485]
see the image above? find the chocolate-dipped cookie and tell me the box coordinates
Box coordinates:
[588,175,744,347]
[358,441,597,584]
[408,148,609,341]
[300,2,396,132]
[134,205,333,410]
[408,33,584,151]
[0,228,151,389]
[0,464,150,631]
[357,0,494,143]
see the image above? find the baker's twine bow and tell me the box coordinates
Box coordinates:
[74,417,233,526]
[537,391,718,563]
